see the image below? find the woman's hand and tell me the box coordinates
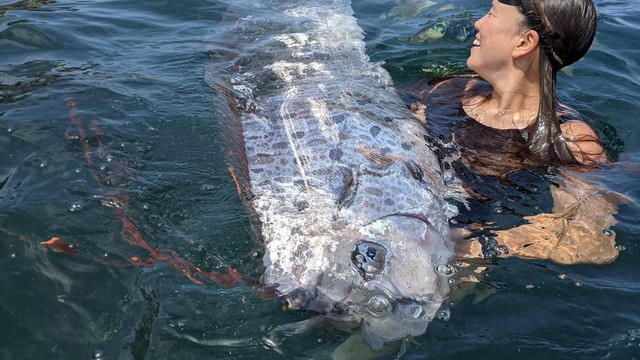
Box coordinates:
[411,101,426,123]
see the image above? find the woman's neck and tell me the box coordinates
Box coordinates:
[473,64,542,129]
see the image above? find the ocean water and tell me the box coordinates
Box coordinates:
[1,0,639,359]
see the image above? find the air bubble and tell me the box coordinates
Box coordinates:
[615,245,626,251]
[142,204,151,211]
[92,350,104,360]
[495,245,509,254]
[436,264,456,276]
[10,253,16,258]
[558,274,568,280]
[69,203,85,212]
[437,309,451,321]
[525,284,534,289]
[448,278,456,285]
[7,127,15,133]
[603,229,613,237]
[574,281,582,287]
[367,295,392,317]
[39,161,48,168]
[494,207,504,214]
[105,155,114,163]
[449,218,458,225]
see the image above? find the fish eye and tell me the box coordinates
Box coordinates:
[351,241,387,280]
[366,247,377,259]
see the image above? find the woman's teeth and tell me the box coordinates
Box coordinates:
[473,39,480,46]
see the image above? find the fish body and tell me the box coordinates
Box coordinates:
[207,0,457,348]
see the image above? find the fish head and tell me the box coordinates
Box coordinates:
[281,215,453,350]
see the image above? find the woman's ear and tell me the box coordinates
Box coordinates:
[513,29,540,59]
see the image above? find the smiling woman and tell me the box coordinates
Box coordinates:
[410,0,619,265]
[465,0,603,165]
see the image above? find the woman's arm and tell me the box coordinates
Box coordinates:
[455,174,621,265]
[455,119,616,265]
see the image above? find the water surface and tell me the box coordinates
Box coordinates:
[1,0,639,359]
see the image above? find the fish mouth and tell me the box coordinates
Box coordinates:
[361,307,431,350]
[278,292,434,349]
[319,291,433,349]
[328,293,434,350]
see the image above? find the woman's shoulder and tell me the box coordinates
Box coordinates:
[560,120,608,166]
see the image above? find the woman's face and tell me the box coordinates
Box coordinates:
[467,1,526,76]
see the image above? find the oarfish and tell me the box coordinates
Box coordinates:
[206,0,459,349]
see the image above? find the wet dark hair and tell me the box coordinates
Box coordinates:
[515,0,599,164]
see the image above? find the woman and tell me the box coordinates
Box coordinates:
[411,0,620,264]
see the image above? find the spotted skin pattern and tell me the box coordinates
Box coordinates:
[208,0,458,349]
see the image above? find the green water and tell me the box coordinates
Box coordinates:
[1,0,639,359]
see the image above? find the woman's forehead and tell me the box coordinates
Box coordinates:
[492,0,525,19]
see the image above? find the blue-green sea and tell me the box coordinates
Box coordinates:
[1,0,639,359]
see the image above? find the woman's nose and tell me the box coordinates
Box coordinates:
[474,14,486,31]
